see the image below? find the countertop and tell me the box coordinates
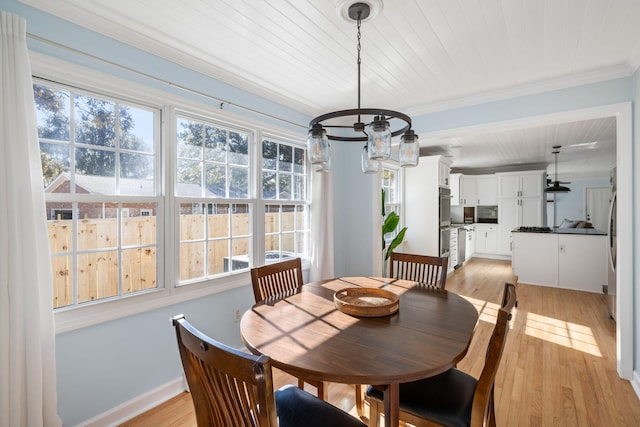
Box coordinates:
[512,228,607,235]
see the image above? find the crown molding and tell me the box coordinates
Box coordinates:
[406,64,635,116]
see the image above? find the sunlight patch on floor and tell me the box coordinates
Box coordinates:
[525,312,602,356]
[462,295,503,323]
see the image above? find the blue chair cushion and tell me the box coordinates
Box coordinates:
[275,385,366,427]
[366,369,477,427]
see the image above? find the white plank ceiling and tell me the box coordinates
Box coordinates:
[20,0,640,180]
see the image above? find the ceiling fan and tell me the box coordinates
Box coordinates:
[545,145,571,193]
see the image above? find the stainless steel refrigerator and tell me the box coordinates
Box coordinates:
[607,168,617,321]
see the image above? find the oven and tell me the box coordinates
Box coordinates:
[439,187,451,227]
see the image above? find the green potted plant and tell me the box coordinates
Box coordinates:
[382,188,407,276]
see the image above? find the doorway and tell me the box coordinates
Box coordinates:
[420,102,633,380]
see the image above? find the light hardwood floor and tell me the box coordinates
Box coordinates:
[120,258,640,426]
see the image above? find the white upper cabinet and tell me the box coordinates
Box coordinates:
[439,160,451,188]
[459,174,497,205]
[476,175,498,205]
[460,176,477,206]
[450,173,461,206]
[498,171,544,199]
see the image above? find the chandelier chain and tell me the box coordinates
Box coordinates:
[357,16,362,120]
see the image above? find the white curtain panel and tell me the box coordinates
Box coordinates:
[309,170,334,282]
[0,11,61,427]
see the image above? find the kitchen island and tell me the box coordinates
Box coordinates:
[512,227,607,293]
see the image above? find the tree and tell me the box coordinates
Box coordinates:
[40,151,66,187]
[34,85,153,183]
[177,120,250,197]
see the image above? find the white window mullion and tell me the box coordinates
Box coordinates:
[253,132,265,267]
[163,106,177,292]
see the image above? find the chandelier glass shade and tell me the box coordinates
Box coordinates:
[307,1,419,173]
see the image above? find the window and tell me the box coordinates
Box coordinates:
[36,82,160,309]
[382,165,402,242]
[261,138,309,263]
[36,76,310,316]
[176,115,253,282]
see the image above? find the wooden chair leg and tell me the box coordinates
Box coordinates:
[367,398,381,427]
[297,378,305,390]
[355,384,364,418]
[487,392,497,427]
[316,381,327,401]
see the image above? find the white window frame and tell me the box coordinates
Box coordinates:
[31,53,309,333]
[258,134,310,266]
[381,163,404,243]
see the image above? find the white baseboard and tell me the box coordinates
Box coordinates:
[77,376,186,427]
[631,370,640,401]
[470,254,511,261]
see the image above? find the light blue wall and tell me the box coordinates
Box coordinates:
[55,286,253,425]
[331,142,378,277]
[411,78,632,133]
[546,178,610,228]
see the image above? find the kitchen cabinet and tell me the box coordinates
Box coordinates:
[497,170,546,255]
[460,176,477,206]
[498,171,544,199]
[498,197,544,254]
[450,173,461,206]
[459,174,497,205]
[512,231,607,293]
[558,234,607,293]
[439,161,451,188]
[476,175,498,205]
[404,155,452,257]
[474,224,498,254]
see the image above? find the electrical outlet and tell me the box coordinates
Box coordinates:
[233,308,242,322]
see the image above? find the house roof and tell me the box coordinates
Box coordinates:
[45,172,215,197]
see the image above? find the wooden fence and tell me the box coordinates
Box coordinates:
[49,212,301,308]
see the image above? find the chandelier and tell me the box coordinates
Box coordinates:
[307,1,419,173]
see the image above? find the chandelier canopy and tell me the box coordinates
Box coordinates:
[307,1,419,173]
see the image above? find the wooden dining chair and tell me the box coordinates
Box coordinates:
[172,315,366,427]
[389,252,449,289]
[250,258,366,416]
[250,257,304,304]
[366,282,517,427]
[250,258,327,397]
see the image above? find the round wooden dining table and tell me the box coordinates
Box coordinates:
[240,277,479,427]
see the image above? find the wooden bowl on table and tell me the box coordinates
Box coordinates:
[333,287,399,317]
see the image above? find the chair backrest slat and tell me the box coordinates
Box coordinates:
[172,315,278,427]
[251,257,304,303]
[389,252,448,289]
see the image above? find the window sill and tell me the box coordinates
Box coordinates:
[54,271,252,334]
